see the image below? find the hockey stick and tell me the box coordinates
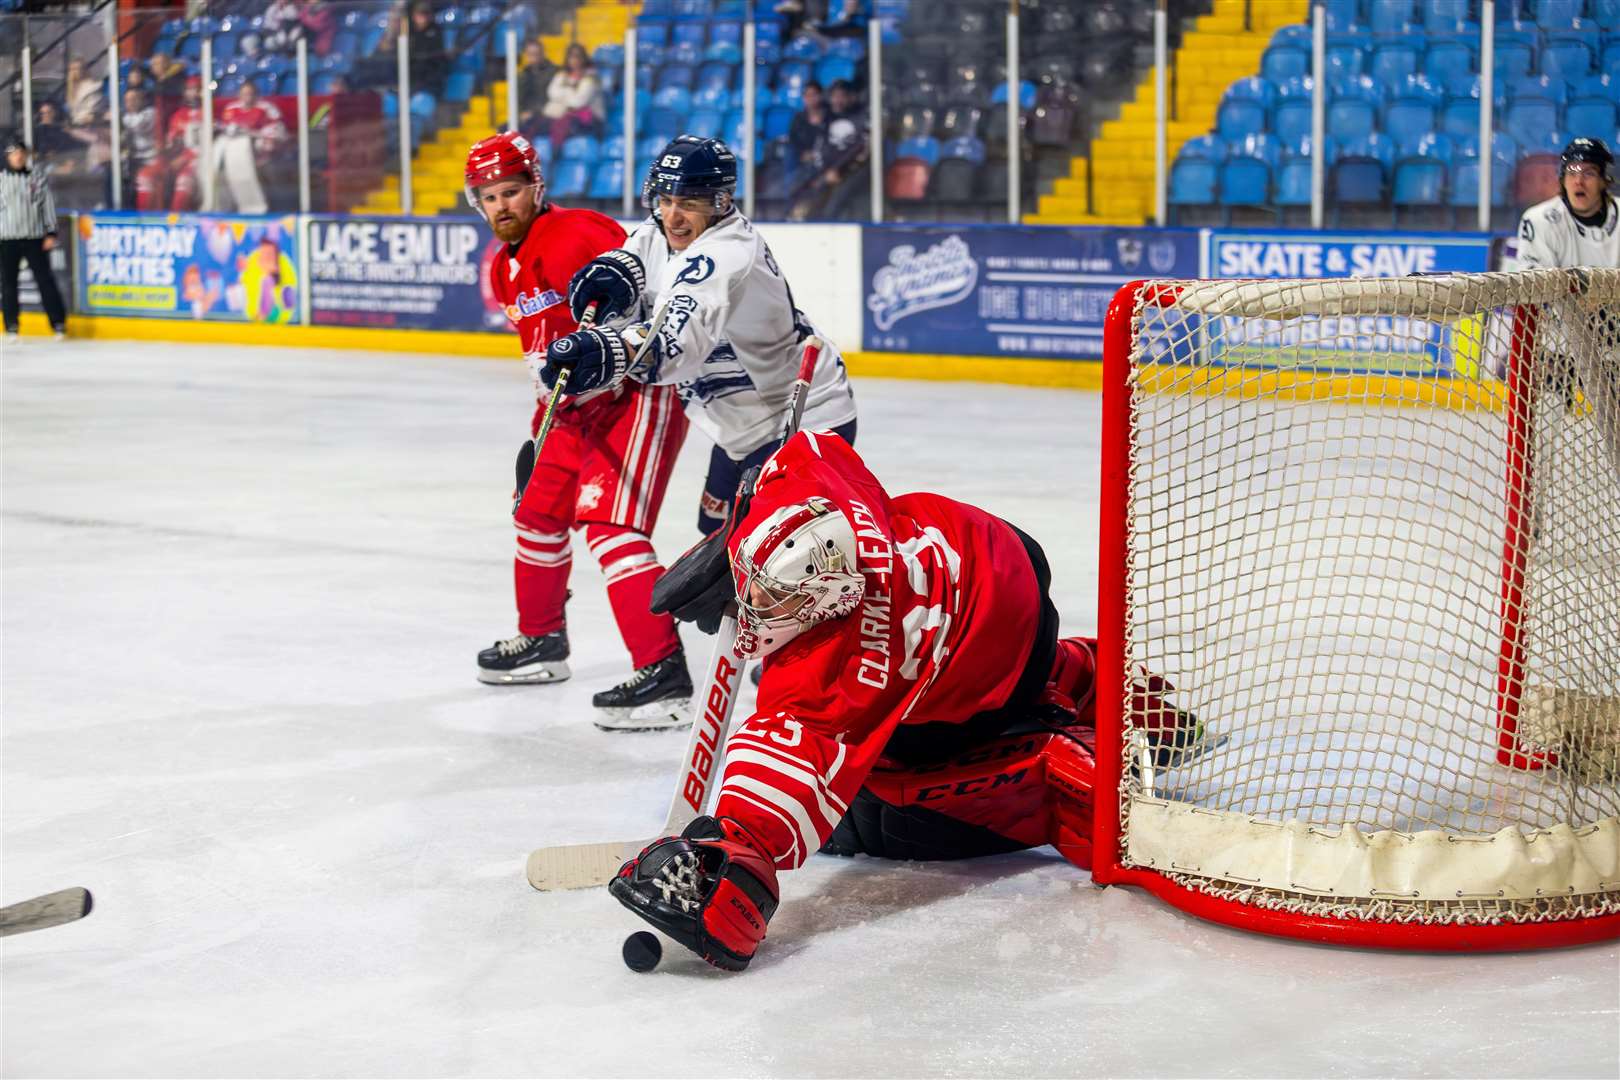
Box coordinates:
[525,338,825,891]
[0,887,93,937]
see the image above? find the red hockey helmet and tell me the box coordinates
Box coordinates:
[464,131,543,212]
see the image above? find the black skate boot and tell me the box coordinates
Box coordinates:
[476,630,570,685]
[592,646,694,731]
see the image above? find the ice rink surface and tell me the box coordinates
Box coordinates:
[2,340,1616,1079]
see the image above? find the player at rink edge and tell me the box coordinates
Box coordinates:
[540,135,859,538]
[465,131,696,733]
[1514,138,1619,270]
[606,430,1210,972]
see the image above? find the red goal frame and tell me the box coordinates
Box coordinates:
[1092,279,1620,952]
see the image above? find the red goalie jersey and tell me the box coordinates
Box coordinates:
[713,430,1045,869]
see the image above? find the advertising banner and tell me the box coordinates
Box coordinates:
[862,225,1201,360]
[306,216,506,332]
[76,212,301,322]
[1202,229,1496,374]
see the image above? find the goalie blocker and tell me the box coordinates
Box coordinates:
[615,431,1202,970]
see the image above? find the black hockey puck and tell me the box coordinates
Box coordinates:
[622,930,662,972]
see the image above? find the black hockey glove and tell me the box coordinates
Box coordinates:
[567,249,645,323]
[543,326,631,396]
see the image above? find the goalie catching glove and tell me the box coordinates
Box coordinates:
[608,815,780,972]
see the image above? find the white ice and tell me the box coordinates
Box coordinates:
[2,340,1615,1079]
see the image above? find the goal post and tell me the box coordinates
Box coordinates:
[1094,269,1620,950]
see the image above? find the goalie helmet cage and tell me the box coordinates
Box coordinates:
[1094,268,1620,951]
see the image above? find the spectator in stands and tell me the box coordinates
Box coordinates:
[214,80,288,214]
[123,64,151,97]
[299,0,337,58]
[516,41,558,142]
[773,0,823,38]
[262,0,303,53]
[406,0,447,97]
[351,2,406,90]
[64,58,105,128]
[814,0,869,38]
[541,43,603,154]
[29,101,83,170]
[120,87,158,207]
[788,80,828,180]
[788,79,868,221]
[148,51,187,99]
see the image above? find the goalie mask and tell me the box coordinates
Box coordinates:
[731,498,865,658]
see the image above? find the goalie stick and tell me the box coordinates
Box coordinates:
[525,337,826,891]
[0,887,93,937]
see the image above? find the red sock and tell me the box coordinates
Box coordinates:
[586,524,679,669]
[514,518,570,638]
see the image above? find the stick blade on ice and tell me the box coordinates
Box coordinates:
[0,887,93,937]
[525,841,643,891]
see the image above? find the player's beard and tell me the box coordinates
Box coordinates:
[490,189,540,244]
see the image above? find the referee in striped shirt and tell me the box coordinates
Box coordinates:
[2,133,68,343]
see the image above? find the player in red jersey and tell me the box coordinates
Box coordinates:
[610,431,1205,969]
[136,76,204,211]
[466,132,693,731]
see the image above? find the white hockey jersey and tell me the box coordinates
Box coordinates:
[1514,194,1620,270]
[616,210,858,458]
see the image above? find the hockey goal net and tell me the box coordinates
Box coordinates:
[1094,268,1620,949]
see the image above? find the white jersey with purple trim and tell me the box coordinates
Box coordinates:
[617,210,858,458]
[1514,195,1620,270]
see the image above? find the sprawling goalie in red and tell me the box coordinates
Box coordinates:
[609,431,1202,970]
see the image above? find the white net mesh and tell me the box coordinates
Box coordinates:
[1114,269,1620,927]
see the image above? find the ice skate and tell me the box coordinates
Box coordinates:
[476,630,570,685]
[592,646,693,731]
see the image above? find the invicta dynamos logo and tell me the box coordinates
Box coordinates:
[867,236,977,331]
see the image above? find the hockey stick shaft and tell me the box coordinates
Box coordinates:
[522,302,598,506]
[525,337,825,892]
[0,887,93,937]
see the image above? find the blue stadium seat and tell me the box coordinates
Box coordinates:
[1329,98,1379,140]
[1385,100,1438,146]
[653,84,692,112]
[636,134,668,160]
[782,35,824,60]
[1169,158,1218,204]
[587,159,624,200]
[1323,0,1360,31]
[1274,101,1314,143]
[666,41,702,66]
[990,81,1038,110]
[1393,72,1447,104]
[1370,0,1417,33]
[1518,126,1571,156]
[1573,72,1619,100]
[1371,45,1420,86]
[942,135,987,163]
[762,103,796,140]
[1275,158,1313,206]
[827,37,866,61]
[1333,157,1387,203]
[595,43,626,69]
[895,135,941,166]
[1493,41,1536,80]
[1393,157,1447,205]
[705,42,742,63]
[1421,0,1471,31]
[686,108,724,138]
[1219,158,1272,204]
[695,63,734,93]
[600,134,625,161]
[1449,158,1511,206]
[641,0,675,17]
[1262,45,1310,82]
[1230,131,1283,166]
[1506,98,1563,146]
[1218,99,1268,139]
[1226,75,1279,108]
[753,39,781,66]
[816,56,857,86]
[672,21,707,47]
[1541,37,1597,80]
[1327,42,1368,81]
[1567,96,1619,132]
[1397,130,1455,160]
[638,22,670,48]
[1535,0,1583,29]
[710,20,742,45]
[444,70,475,103]
[1424,40,1475,82]
[1594,0,1620,27]
[641,106,685,138]
[657,65,695,92]
[691,83,729,110]
[775,60,813,92]
[637,38,667,65]
[1178,134,1228,160]
[560,134,601,164]
[673,0,713,20]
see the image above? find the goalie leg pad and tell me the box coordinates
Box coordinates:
[820,725,1097,863]
[609,815,780,972]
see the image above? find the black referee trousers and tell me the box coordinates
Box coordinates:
[1,237,68,333]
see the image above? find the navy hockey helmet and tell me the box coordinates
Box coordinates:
[1560,137,1614,184]
[642,135,738,213]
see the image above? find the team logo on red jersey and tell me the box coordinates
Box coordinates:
[505,287,563,323]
